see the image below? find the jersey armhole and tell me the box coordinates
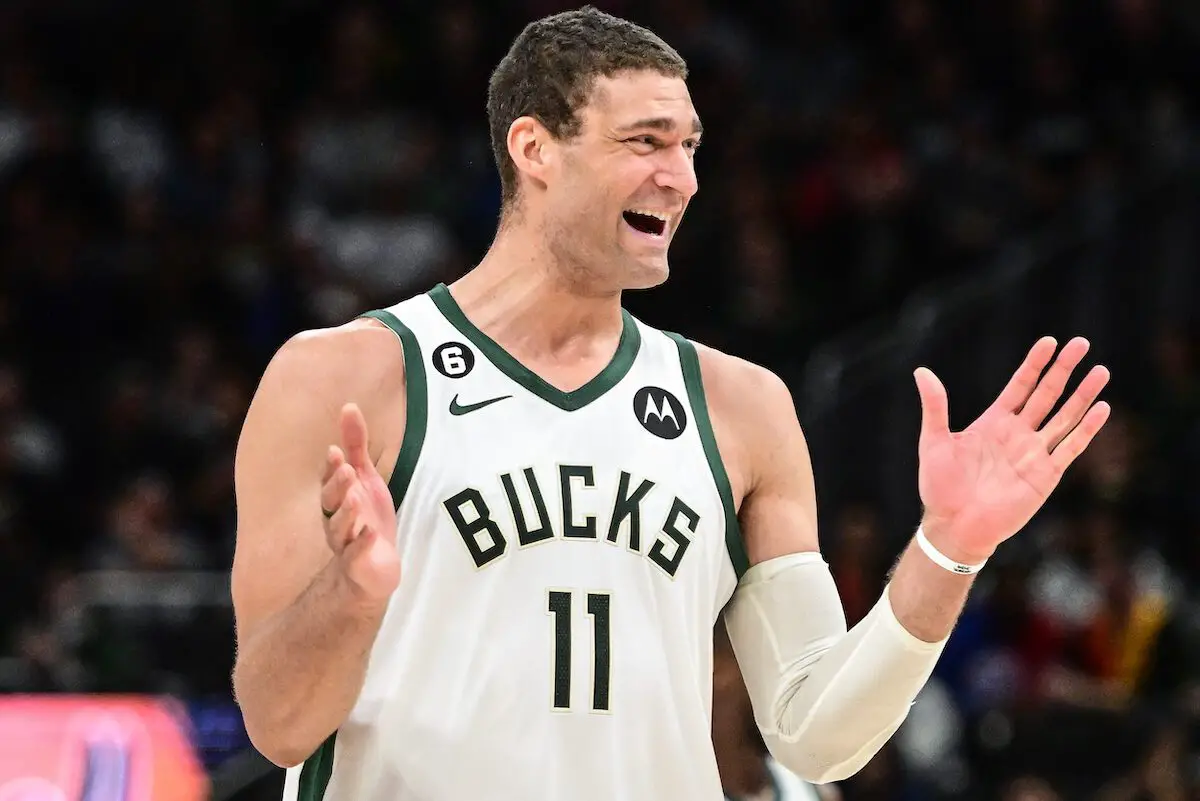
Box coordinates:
[360,309,429,509]
[294,312,424,796]
[295,733,336,801]
[664,332,750,580]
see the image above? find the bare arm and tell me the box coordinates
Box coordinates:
[231,322,406,768]
[708,336,1109,639]
[700,336,1108,781]
[703,352,972,642]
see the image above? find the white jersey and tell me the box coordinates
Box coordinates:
[283,284,748,801]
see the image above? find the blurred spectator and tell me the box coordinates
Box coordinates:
[713,623,841,801]
[0,1,1196,797]
[88,474,207,572]
[827,503,889,627]
[1001,775,1063,801]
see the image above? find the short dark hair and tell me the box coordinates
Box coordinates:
[486,6,688,210]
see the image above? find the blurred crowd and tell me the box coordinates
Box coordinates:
[0,0,1198,798]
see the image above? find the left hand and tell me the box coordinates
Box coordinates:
[913,336,1111,563]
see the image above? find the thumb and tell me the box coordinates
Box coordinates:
[914,367,950,447]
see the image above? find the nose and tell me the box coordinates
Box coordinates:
[654,145,698,199]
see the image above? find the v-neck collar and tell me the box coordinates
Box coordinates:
[428,283,641,412]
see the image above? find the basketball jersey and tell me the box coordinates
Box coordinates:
[282,284,749,801]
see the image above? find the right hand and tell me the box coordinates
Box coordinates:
[320,403,401,603]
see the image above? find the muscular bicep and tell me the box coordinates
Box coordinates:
[736,374,819,565]
[231,340,344,640]
[696,346,819,567]
[231,325,405,641]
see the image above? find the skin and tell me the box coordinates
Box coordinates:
[230,67,1110,767]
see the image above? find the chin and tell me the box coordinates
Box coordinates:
[622,258,670,290]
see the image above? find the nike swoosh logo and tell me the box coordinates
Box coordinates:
[449,394,513,416]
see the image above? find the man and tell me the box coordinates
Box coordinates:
[230,7,1111,801]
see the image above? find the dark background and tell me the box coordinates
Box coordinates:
[1,0,1198,799]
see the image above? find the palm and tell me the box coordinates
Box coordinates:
[920,416,1059,547]
[914,337,1111,562]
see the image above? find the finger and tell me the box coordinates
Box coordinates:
[991,337,1058,414]
[340,403,373,473]
[914,367,950,446]
[1017,337,1091,427]
[325,486,367,555]
[1040,364,1111,449]
[320,462,357,519]
[1050,401,1111,473]
[321,445,346,484]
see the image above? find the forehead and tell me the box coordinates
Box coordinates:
[582,70,697,130]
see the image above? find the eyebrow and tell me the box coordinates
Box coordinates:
[617,116,704,137]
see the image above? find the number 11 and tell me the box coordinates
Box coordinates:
[547,590,611,712]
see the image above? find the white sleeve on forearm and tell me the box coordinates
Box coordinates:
[722,552,947,784]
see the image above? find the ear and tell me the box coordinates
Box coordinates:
[507,116,555,191]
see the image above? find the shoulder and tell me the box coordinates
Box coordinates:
[682,338,803,481]
[673,336,819,562]
[687,340,796,422]
[241,317,409,467]
[269,318,405,383]
[261,318,407,405]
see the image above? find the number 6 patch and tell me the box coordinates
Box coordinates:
[432,342,475,378]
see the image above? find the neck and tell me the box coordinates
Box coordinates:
[450,223,623,357]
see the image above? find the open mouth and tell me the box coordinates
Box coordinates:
[622,209,668,237]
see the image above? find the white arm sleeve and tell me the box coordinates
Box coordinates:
[723,552,947,784]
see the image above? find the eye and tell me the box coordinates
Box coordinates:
[625,135,661,149]
[683,138,701,154]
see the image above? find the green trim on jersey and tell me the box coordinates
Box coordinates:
[296,310,428,800]
[297,733,336,801]
[665,333,749,579]
[427,283,641,411]
[361,309,429,508]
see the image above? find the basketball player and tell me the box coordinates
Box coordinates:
[229,7,1112,801]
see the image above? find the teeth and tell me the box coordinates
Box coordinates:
[626,209,670,222]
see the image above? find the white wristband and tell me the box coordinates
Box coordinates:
[915,526,987,575]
